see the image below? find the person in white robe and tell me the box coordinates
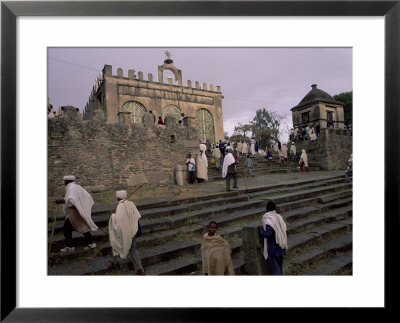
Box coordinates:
[107,190,145,274]
[222,149,238,191]
[212,145,222,171]
[309,128,317,141]
[237,141,243,155]
[289,142,297,163]
[250,142,255,155]
[299,149,309,172]
[277,149,284,164]
[196,152,208,183]
[199,142,207,153]
[55,106,64,117]
[48,110,56,118]
[185,154,196,184]
[294,127,299,141]
[241,141,248,155]
[273,142,279,152]
[281,144,288,161]
[54,175,98,252]
[345,153,353,182]
[305,125,311,140]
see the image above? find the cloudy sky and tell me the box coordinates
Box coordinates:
[48,47,352,141]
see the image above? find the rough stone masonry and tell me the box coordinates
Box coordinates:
[48,106,199,196]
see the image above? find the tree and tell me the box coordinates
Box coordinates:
[333,91,352,126]
[233,123,253,138]
[251,108,284,148]
[224,132,230,141]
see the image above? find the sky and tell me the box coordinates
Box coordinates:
[48,47,352,142]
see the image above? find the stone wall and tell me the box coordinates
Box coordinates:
[48,107,199,197]
[289,128,352,170]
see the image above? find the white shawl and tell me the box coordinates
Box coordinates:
[201,151,208,168]
[241,142,248,154]
[212,148,221,159]
[261,210,288,260]
[300,149,308,167]
[281,145,288,158]
[65,182,98,231]
[250,143,255,155]
[222,153,235,178]
[108,199,141,259]
[196,154,208,180]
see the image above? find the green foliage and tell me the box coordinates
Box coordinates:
[224,132,230,141]
[333,91,352,125]
[233,123,253,138]
[251,108,284,148]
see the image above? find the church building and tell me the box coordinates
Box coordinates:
[83,52,224,144]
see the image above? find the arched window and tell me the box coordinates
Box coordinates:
[120,101,147,124]
[163,104,181,121]
[195,108,215,144]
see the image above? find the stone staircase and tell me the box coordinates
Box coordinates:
[48,173,352,276]
[205,153,320,181]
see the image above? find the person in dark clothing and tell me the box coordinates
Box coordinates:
[218,140,226,157]
[255,141,259,155]
[257,201,288,275]
[157,116,164,125]
[315,123,321,138]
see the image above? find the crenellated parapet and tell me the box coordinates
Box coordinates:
[81,58,225,143]
[99,64,221,93]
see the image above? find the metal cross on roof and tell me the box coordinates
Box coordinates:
[165,50,172,60]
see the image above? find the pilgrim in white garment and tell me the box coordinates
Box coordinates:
[108,190,145,274]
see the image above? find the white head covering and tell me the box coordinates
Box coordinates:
[116,190,128,199]
[63,175,76,181]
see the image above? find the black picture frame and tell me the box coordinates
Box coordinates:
[1,1,399,321]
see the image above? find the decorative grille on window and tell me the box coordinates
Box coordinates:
[163,105,181,121]
[195,108,215,144]
[120,101,147,124]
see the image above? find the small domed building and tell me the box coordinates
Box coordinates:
[291,84,345,129]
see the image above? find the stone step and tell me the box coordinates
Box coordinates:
[286,205,352,234]
[207,167,299,180]
[49,239,200,275]
[300,250,353,275]
[317,190,352,203]
[48,173,352,276]
[49,190,351,256]
[49,222,205,256]
[283,232,352,274]
[287,220,352,253]
[49,236,242,276]
[246,178,347,200]
[135,181,351,234]
[121,240,243,276]
[48,229,107,253]
[48,174,345,226]
[49,205,352,276]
